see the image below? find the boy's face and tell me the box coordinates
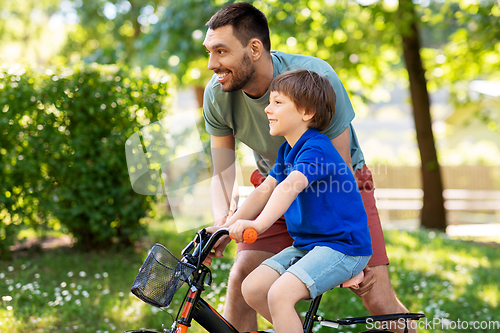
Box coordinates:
[266,91,312,140]
[203,25,256,93]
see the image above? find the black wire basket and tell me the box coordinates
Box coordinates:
[131,243,196,308]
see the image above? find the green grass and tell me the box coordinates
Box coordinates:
[1,213,499,332]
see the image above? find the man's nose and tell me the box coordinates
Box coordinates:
[207,54,219,71]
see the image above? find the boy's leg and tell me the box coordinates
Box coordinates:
[222,250,274,332]
[241,264,280,323]
[223,169,294,332]
[267,272,310,333]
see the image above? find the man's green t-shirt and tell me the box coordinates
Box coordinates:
[203,50,365,176]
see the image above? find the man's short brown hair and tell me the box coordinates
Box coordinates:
[269,70,336,131]
[206,2,271,52]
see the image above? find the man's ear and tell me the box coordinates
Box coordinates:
[249,38,264,60]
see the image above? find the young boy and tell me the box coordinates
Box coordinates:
[215,70,372,333]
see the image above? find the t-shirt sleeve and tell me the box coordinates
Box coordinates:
[202,80,233,137]
[290,144,329,184]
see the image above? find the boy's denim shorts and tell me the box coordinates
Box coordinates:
[262,246,371,299]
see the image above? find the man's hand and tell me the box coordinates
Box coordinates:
[350,266,376,298]
[202,225,231,266]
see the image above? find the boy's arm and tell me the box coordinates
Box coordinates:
[213,175,277,230]
[229,170,309,242]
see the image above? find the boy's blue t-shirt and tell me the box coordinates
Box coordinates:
[269,129,372,256]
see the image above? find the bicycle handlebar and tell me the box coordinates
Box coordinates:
[182,227,257,266]
[228,228,257,244]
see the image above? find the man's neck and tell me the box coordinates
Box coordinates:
[242,53,274,99]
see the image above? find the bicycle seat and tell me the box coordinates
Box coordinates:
[340,270,364,289]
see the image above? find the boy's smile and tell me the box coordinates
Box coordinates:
[265,91,313,147]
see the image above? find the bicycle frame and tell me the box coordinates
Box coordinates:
[128,228,425,333]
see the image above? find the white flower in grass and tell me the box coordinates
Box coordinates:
[82,290,90,298]
[8,266,14,272]
[67,271,74,277]
[102,289,110,295]
[95,273,101,279]
[0,273,5,279]
[73,290,80,296]
[34,273,40,279]
[75,299,82,306]
[103,272,108,278]
[79,271,86,277]
[2,296,12,301]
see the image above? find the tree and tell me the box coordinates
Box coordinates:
[397,0,446,230]
[9,0,499,229]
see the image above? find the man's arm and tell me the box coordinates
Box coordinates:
[223,175,277,227]
[332,126,376,295]
[331,127,354,175]
[210,134,238,226]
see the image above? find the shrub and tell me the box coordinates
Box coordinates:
[0,63,172,257]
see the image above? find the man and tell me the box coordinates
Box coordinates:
[202,3,415,333]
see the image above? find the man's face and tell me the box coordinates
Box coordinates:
[203,25,256,93]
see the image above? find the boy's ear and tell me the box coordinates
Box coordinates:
[302,111,314,122]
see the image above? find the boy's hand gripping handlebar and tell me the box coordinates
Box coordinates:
[229,228,257,243]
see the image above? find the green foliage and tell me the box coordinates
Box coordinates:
[0,63,172,256]
[0,221,499,332]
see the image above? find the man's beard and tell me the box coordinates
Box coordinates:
[220,53,256,92]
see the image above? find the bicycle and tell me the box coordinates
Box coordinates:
[126,228,425,333]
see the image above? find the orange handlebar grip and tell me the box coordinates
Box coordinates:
[242,228,257,244]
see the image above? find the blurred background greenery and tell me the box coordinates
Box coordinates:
[1,0,500,332]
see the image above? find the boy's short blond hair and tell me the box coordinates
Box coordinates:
[269,70,336,131]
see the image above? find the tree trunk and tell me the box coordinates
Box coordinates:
[398,0,447,230]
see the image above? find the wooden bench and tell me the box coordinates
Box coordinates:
[238,186,500,223]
